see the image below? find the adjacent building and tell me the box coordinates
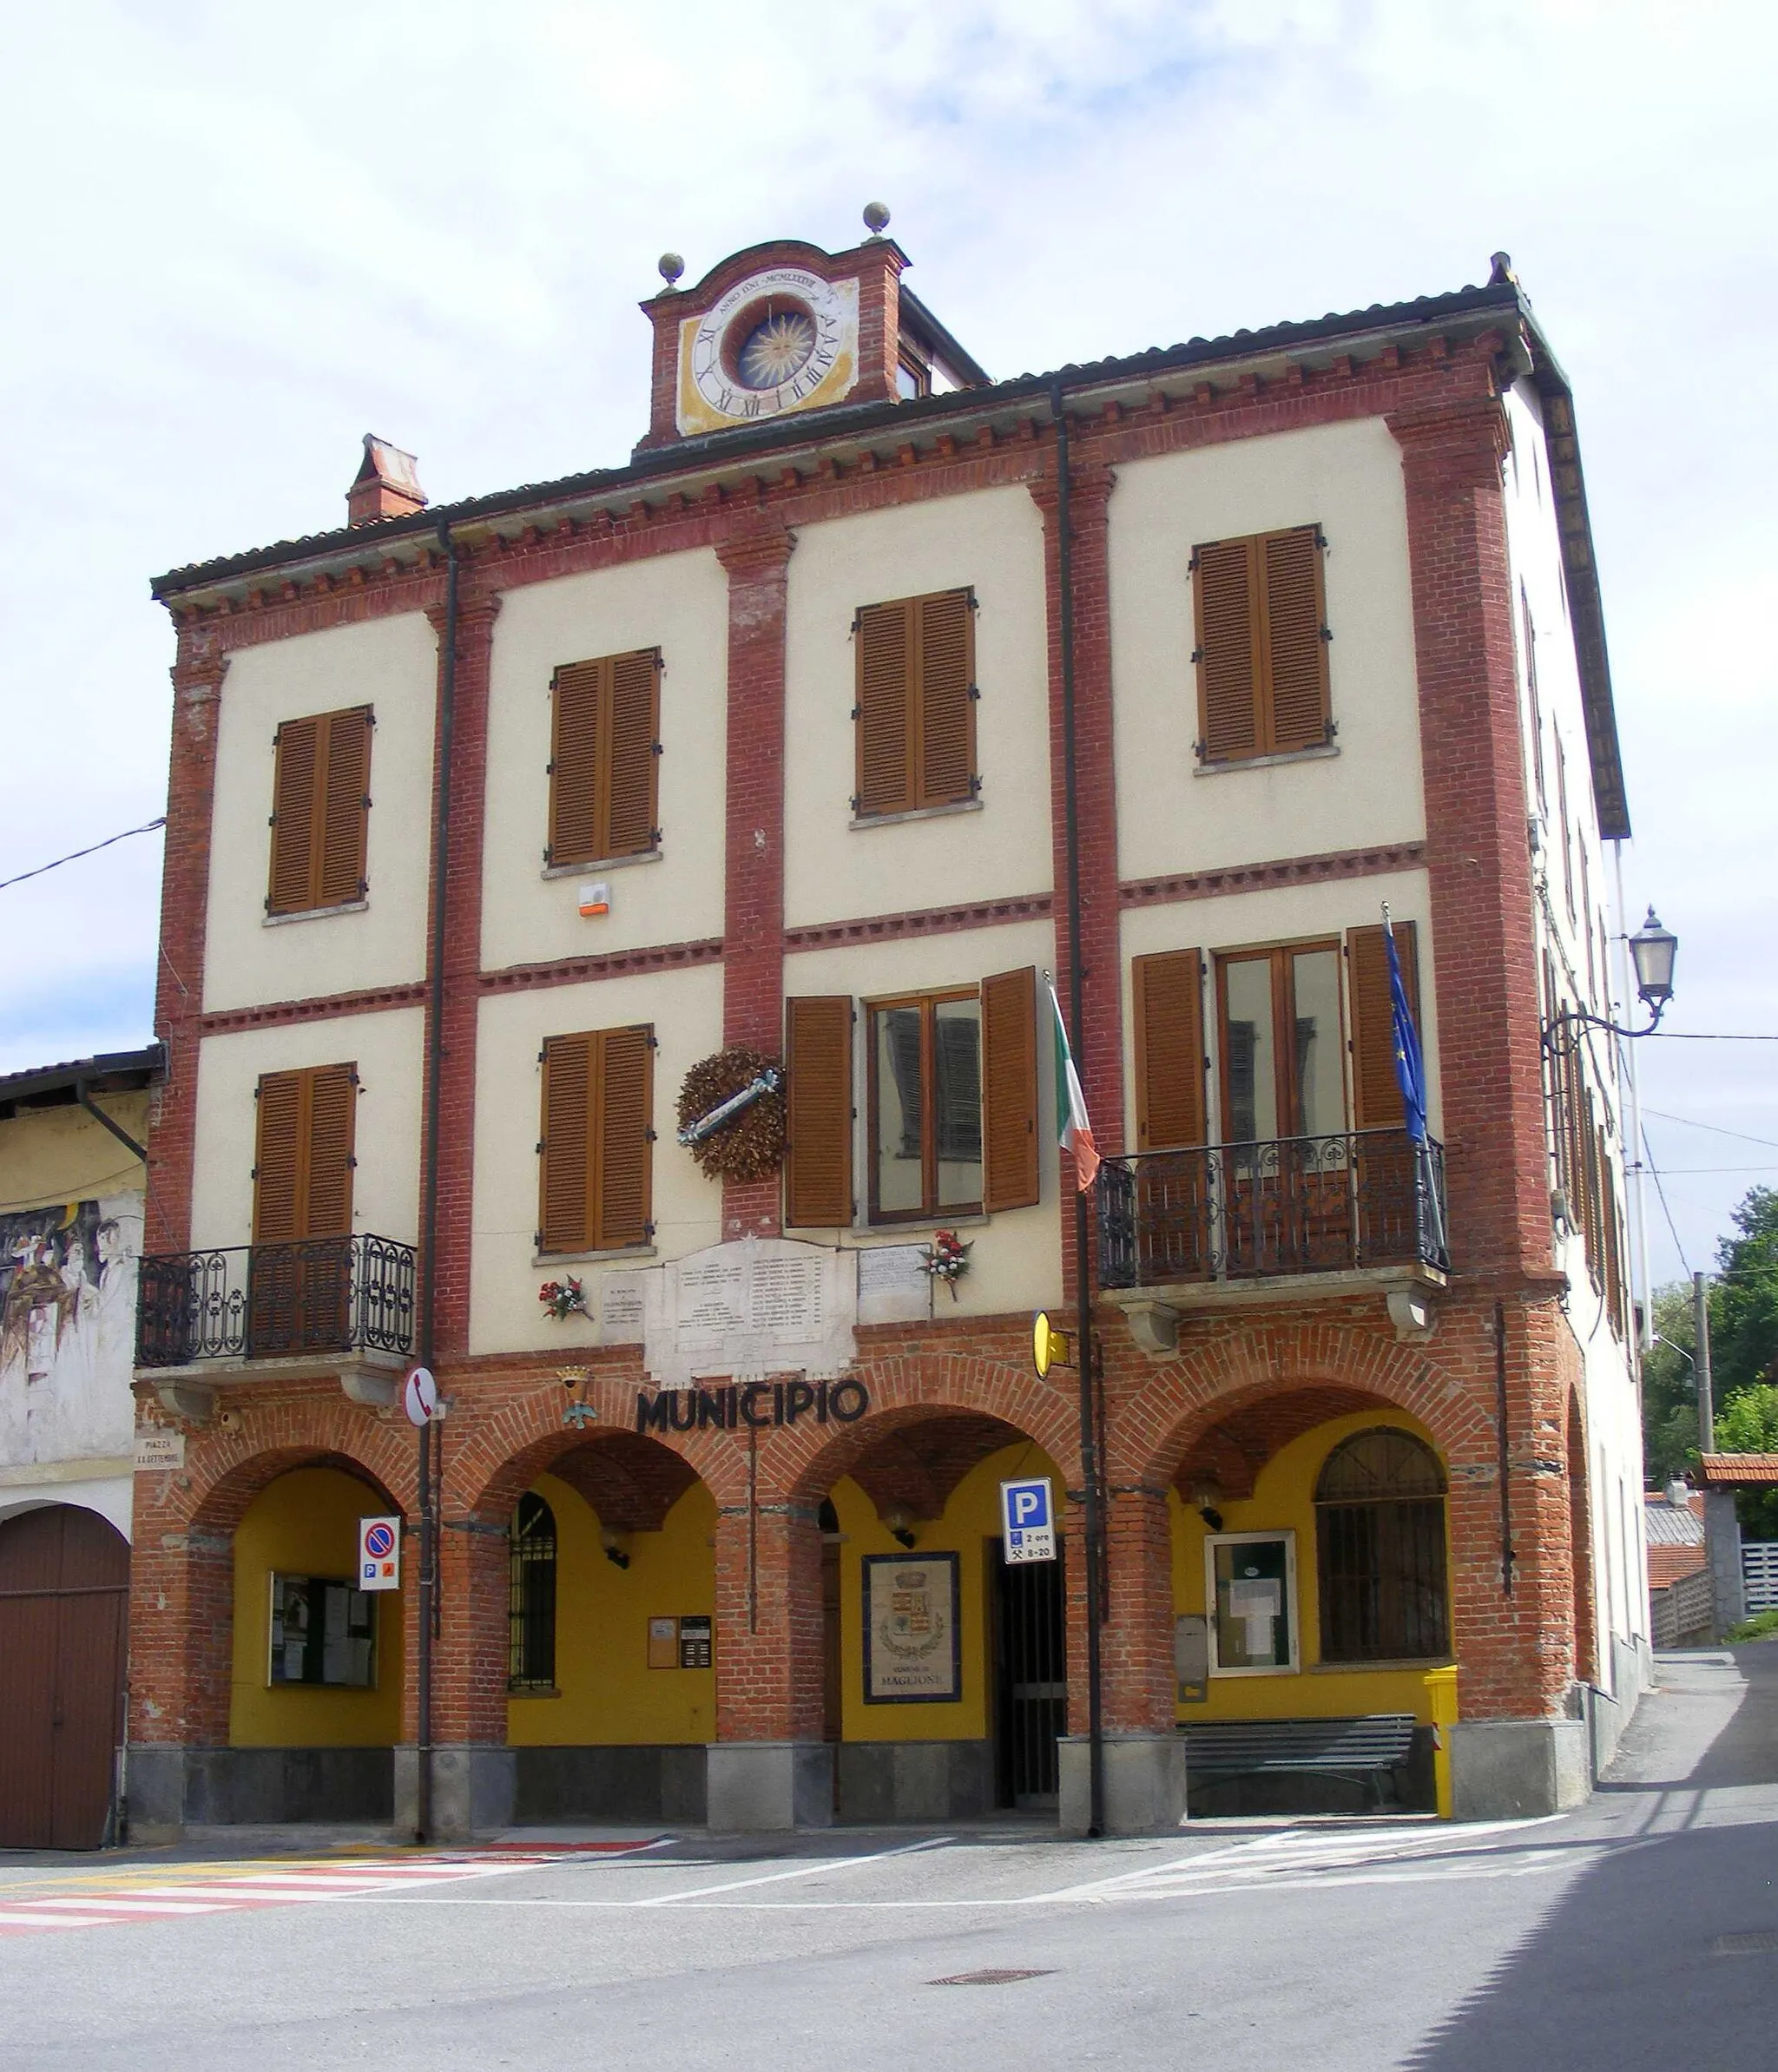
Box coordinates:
[128,225,1649,1840]
[0,1046,159,1847]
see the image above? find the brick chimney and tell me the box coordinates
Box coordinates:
[346,435,426,527]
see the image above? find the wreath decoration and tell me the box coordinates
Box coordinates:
[675,1046,787,1183]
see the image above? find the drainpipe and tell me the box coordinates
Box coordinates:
[1050,378,1106,1840]
[416,520,459,1842]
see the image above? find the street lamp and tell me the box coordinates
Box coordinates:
[1542,906,1678,1052]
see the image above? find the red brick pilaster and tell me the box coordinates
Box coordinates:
[146,628,228,1254]
[429,1516,509,1745]
[712,1502,826,1742]
[1097,1483,1176,1733]
[126,1527,234,1747]
[422,589,500,1358]
[1032,452,1124,1294]
[714,523,794,1240]
[1389,398,1551,1277]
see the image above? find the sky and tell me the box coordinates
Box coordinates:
[0,0,1773,1291]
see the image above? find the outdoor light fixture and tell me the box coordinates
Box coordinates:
[601,1527,632,1570]
[1542,906,1678,1052]
[883,1507,919,1549]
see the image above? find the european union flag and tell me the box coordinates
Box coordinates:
[1385,917,1427,1147]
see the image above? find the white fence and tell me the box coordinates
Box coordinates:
[1742,1540,1778,1615]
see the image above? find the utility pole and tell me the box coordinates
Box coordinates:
[1693,1271,1715,1452]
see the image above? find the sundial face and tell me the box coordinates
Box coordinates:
[677,268,859,436]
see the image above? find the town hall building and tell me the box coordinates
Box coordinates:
[127,218,1649,1838]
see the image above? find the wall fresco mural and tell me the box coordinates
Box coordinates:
[0,1194,139,1467]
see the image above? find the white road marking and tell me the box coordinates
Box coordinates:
[0,1911,116,1930]
[30,1898,230,1915]
[636,1835,954,1904]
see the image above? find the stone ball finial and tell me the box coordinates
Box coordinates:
[658,252,686,288]
[862,201,892,236]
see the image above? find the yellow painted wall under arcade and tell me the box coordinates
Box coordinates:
[1170,1409,1456,1727]
[229,1466,405,1747]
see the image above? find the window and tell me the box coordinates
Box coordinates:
[268,1574,375,1687]
[1315,1429,1449,1662]
[250,1062,358,1355]
[548,648,662,868]
[853,588,977,817]
[896,353,931,399]
[1520,583,1547,812]
[788,968,1037,1229]
[267,706,372,915]
[1206,1530,1298,1674]
[508,1493,557,1693]
[1192,526,1330,763]
[537,1025,655,1254]
[1217,944,1346,1143]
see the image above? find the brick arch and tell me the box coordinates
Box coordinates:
[448,1369,747,1517]
[774,1353,1080,1509]
[1118,1319,1495,1491]
[180,1405,414,1536]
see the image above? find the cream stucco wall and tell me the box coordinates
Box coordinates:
[188,1010,425,1251]
[480,550,729,972]
[0,1094,147,1213]
[1117,866,1441,1146]
[780,917,1063,1319]
[204,614,438,1013]
[782,486,1052,930]
[470,964,726,1357]
[1109,418,1425,883]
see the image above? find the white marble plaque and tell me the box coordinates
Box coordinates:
[855,1245,933,1325]
[644,1238,856,1390]
[598,1273,646,1344]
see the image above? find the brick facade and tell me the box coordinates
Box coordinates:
[129,250,1636,1832]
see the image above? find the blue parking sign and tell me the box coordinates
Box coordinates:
[1000,1477,1057,1563]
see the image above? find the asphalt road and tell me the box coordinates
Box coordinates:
[3,1648,1775,2071]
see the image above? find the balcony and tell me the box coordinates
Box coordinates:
[135,1234,416,1418]
[1096,1130,1448,1355]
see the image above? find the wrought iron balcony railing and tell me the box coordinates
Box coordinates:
[135,1234,416,1370]
[1097,1130,1448,1292]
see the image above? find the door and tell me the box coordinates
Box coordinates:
[0,1507,129,1850]
[992,1542,1066,1809]
[249,1064,357,1354]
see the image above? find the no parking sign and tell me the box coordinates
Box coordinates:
[358,1515,402,1592]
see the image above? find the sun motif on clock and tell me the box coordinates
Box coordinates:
[678,267,859,436]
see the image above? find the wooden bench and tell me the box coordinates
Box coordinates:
[1180,1714,1419,1810]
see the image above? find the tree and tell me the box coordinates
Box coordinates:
[1710,1187,1778,1399]
[1641,1281,1699,1487]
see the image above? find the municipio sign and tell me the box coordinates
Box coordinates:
[403,1366,438,1427]
[358,1515,402,1592]
[1000,1477,1057,1564]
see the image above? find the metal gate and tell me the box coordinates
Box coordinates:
[1743,1540,1778,1615]
[992,1542,1066,1808]
[0,1506,129,1850]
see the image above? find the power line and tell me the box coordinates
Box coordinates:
[1642,1125,1691,1277]
[1648,1031,1778,1043]
[1643,1108,1778,1153]
[0,816,166,893]
[1658,1166,1778,1175]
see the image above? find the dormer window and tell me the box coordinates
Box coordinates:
[897,354,931,400]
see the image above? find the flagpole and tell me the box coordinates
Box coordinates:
[1051,378,1106,1841]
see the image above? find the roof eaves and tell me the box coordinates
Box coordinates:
[0,1042,168,1107]
[151,279,1524,602]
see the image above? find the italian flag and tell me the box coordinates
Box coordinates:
[1047,976,1100,1194]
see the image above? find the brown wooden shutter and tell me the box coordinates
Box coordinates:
[316,708,372,907]
[539,1034,593,1253]
[784,997,854,1227]
[1259,528,1329,753]
[550,660,606,869]
[253,1064,356,1242]
[916,589,975,807]
[1194,538,1259,762]
[604,650,662,859]
[981,965,1039,1212]
[267,716,320,915]
[855,601,913,816]
[1132,950,1206,1150]
[593,1026,653,1250]
[1347,922,1419,1132]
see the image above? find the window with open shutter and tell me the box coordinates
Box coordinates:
[548,650,662,869]
[253,1064,357,1242]
[267,707,372,916]
[1132,950,1206,1151]
[784,997,853,1228]
[1346,922,1419,1133]
[538,1027,654,1254]
[981,966,1039,1213]
[1192,527,1329,763]
[854,589,976,817]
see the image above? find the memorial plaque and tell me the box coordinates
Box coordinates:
[599,1273,645,1343]
[644,1238,858,1390]
[856,1245,932,1325]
